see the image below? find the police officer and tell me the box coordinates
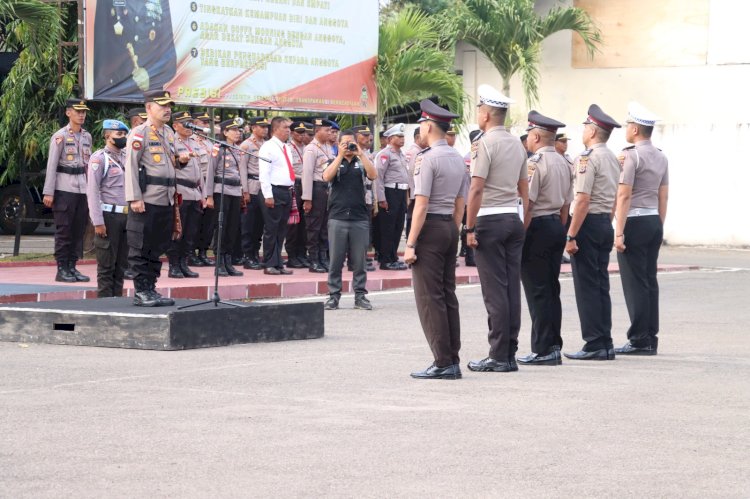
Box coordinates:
[614,102,669,356]
[302,118,335,273]
[238,117,269,269]
[86,119,130,297]
[166,111,211,278]
[460,130,482,267]
[187,111,215,267]
[405,127,425,239]
[375,124,409,270]
[43,98,93,283]
[563,104,621,360]
[465,85,528,373]
[516,111,573,366]
[445,124,457,147]
[405,100,467,380]
[125,89,187,307]
[128,108,147,129]
[555,132,574,166]
[285,120,311,268]
[206,119,248,277]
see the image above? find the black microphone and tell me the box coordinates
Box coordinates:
[184,122,211,133]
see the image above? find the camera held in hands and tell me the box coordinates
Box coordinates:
[347,142,358,152]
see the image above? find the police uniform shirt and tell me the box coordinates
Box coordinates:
[86,146,127,226]
[573,142,620,214]
[289,138,306,177]
[413,140,468,215]
[618,140,668,210]
[189,135,212,184]
[207,142,247,197]
[363,150,376,205]
[374,146,409,201]
[175,135,204,202]
[302,138,333,200]
[125,121,179,206]
[43,125,93,196]
[471,125,527,208]
[239,136,264,195]
[527,145,574,217]
[405,142,423,200]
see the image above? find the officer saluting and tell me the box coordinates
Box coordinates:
[43,98,93,283]
[406,100,468,380]
[564,104,621,360]
[517,111,573,366]
[86,119,130,297]
[125,89,187,307]
[614,102,669,356]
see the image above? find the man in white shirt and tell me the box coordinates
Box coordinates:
[258,117,296,275]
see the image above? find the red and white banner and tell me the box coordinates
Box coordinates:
[83,0,378,114]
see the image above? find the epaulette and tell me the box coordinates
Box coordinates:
[416,147,431,156]
[580,149,592,157]
[622,145,636,151]
[529,152,542,163]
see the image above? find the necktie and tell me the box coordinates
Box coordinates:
[281,144,296,182]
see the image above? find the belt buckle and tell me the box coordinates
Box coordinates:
[122,205,129,214]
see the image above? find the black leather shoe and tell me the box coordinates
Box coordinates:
[320,260,330,271]
[299,256,311,268]
[224,255,244,276]
[215,255,229,277]
[179,258,199,278]
[508,357,519,371]
[133,290,159,307]
[366,261,376,272]
[517,350,562,366]
[287,257,306,269]
[410,364,462,380]
[563,348,615,361]
[381,262,407,271]
[123,269,136,280]
[354,295,372,310]
[467,357,514,372]
[232,255,245,266]
[279,267,293,275]
[55,262,77,283]
[264,267,281,275]
[187,255,204,267]
[198,250,214,266]
[324,296,339,310]
[309,263,327,273]
[151,290,175,307]
[243,258,262,270]
[614,342,657,356]
[69,261,90,282]
[168,264,184,278]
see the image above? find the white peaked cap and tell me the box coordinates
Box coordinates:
[477,84,514,108]
[626,101,660,126]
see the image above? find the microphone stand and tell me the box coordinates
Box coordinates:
[178,132,270,310]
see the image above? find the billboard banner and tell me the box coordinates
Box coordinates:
[83,0,378,114]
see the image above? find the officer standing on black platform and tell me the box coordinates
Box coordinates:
[188,111,215,267]
[239,117,269,270]
[564,104,621,361]
[43,98,93,283]
[465,85,528,373]
[125,90,187,307]
[614,102,669,356]
[517,111,572,366]
[285,120,311,268]
[406,100,467,380]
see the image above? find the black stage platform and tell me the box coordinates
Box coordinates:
[0,298,324,350]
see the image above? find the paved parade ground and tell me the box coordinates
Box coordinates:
[1,246,748,497]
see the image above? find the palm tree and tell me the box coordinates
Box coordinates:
[376,6,464,138]
[449,0,601,106]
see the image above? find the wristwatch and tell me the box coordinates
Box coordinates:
[465,226,476,234]
[566,235,576,242]
[406,243,416,249]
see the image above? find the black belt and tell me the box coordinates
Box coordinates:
[175,178,199,189]
[272,184,294,190]
[425,213,453,221]
[145,175,176,186]
[588,213,610,219]
[533,214,561,221]
[294,178,302,184]
[313,181,328,186]
[57,165,85,175]
[365,185,372,191]
[247,174,259,180]
[214,176,241,187]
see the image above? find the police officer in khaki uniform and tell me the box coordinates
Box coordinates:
[614,102,669,356]
[125,89,187,306]
[465,85,528,373]
[285,120,311,268]
[406,100,468,380]
[564,104,621,360]
[205,119,248,277]
[128,108,147,129]
[166,111,211,278]
[187,111,216,267]
[43,98,93,283]
[239,117,269,270]
[404,127,425,239]
[375,124,409,270]
[302,118,335,273]
[517,111,573,366]
[460,130,481,267]
[86,119,130,297]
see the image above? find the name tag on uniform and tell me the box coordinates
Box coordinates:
[65,146,76,154]
[108,166,122,176]
[149,146,164,153]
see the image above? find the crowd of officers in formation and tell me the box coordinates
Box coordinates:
[44,83,668,378]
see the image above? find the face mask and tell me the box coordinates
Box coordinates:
[113,136,127,149]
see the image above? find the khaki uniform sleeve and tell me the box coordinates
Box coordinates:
[527,158,540,203]
[302,145,316,200]
[472,139,491,179]
[125,129,145,202]
[375,150,388,201]
[239,143,250,193]
[86,151,106,226]
[619,149,636,186]
[661,158,669,186]
[43,133,62,196]
[413,154,431,198]
[574,156,596,195]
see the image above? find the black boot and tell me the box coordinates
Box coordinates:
[199,250,214,266]
[179,257,199,278]
[68,260,90,282]
[188,250,204,267]
[149,282,175,307]
[55,261,76,283]
[215,254,229,277]
[133,278,158,307]
[244,250,262,270]
[224,253,244,276]
[168,258,184,278]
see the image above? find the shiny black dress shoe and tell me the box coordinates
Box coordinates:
[264,267,281,275]
[563,348,615,360]
[467,357,515,372]
[279,267,293,275]
[410,363,462,380]
[299,256,312,268]
[517,350,562,366]
[381,262,407,271]
[309,263,327,273]
[287,257,306,269]
[243,258,263,270]
[508,357,519,371]
[324,296,339,310]
[198,250,214,266]
[614,342,657,356]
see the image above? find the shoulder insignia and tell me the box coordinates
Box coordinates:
[132,140,142,151]
[212,144,220,157]
[623,145,636,150]
[617,154,626,168]
[55,136,63,144]
[132,132,144,142]
[529,152,542,163]
[414,154,424,176]
[416,147,431,156]
[380,154,388,165]
[577,156,589,174]
[90,160,100,171]
[580,149,592,157]
[527,160,537,181]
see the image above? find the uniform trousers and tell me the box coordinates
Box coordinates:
[213,193,241,257]
[328,218,369,298]
[378,187,407,263]
[240,194,264,257]
[167,200,202,261]
[52,190,89,263]
[305,182,329,263]
[411,215,461,367]
[127,204,174,292]
[571,213,615,351]
[475,213,525,361]
[284,179,307,260]
[261,186,292,269]
[617,215,663,348]
[195,205,215,253]
[520,214,566,355]
[94,211,128,297]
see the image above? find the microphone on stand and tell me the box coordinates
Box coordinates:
[184,122,211,134]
